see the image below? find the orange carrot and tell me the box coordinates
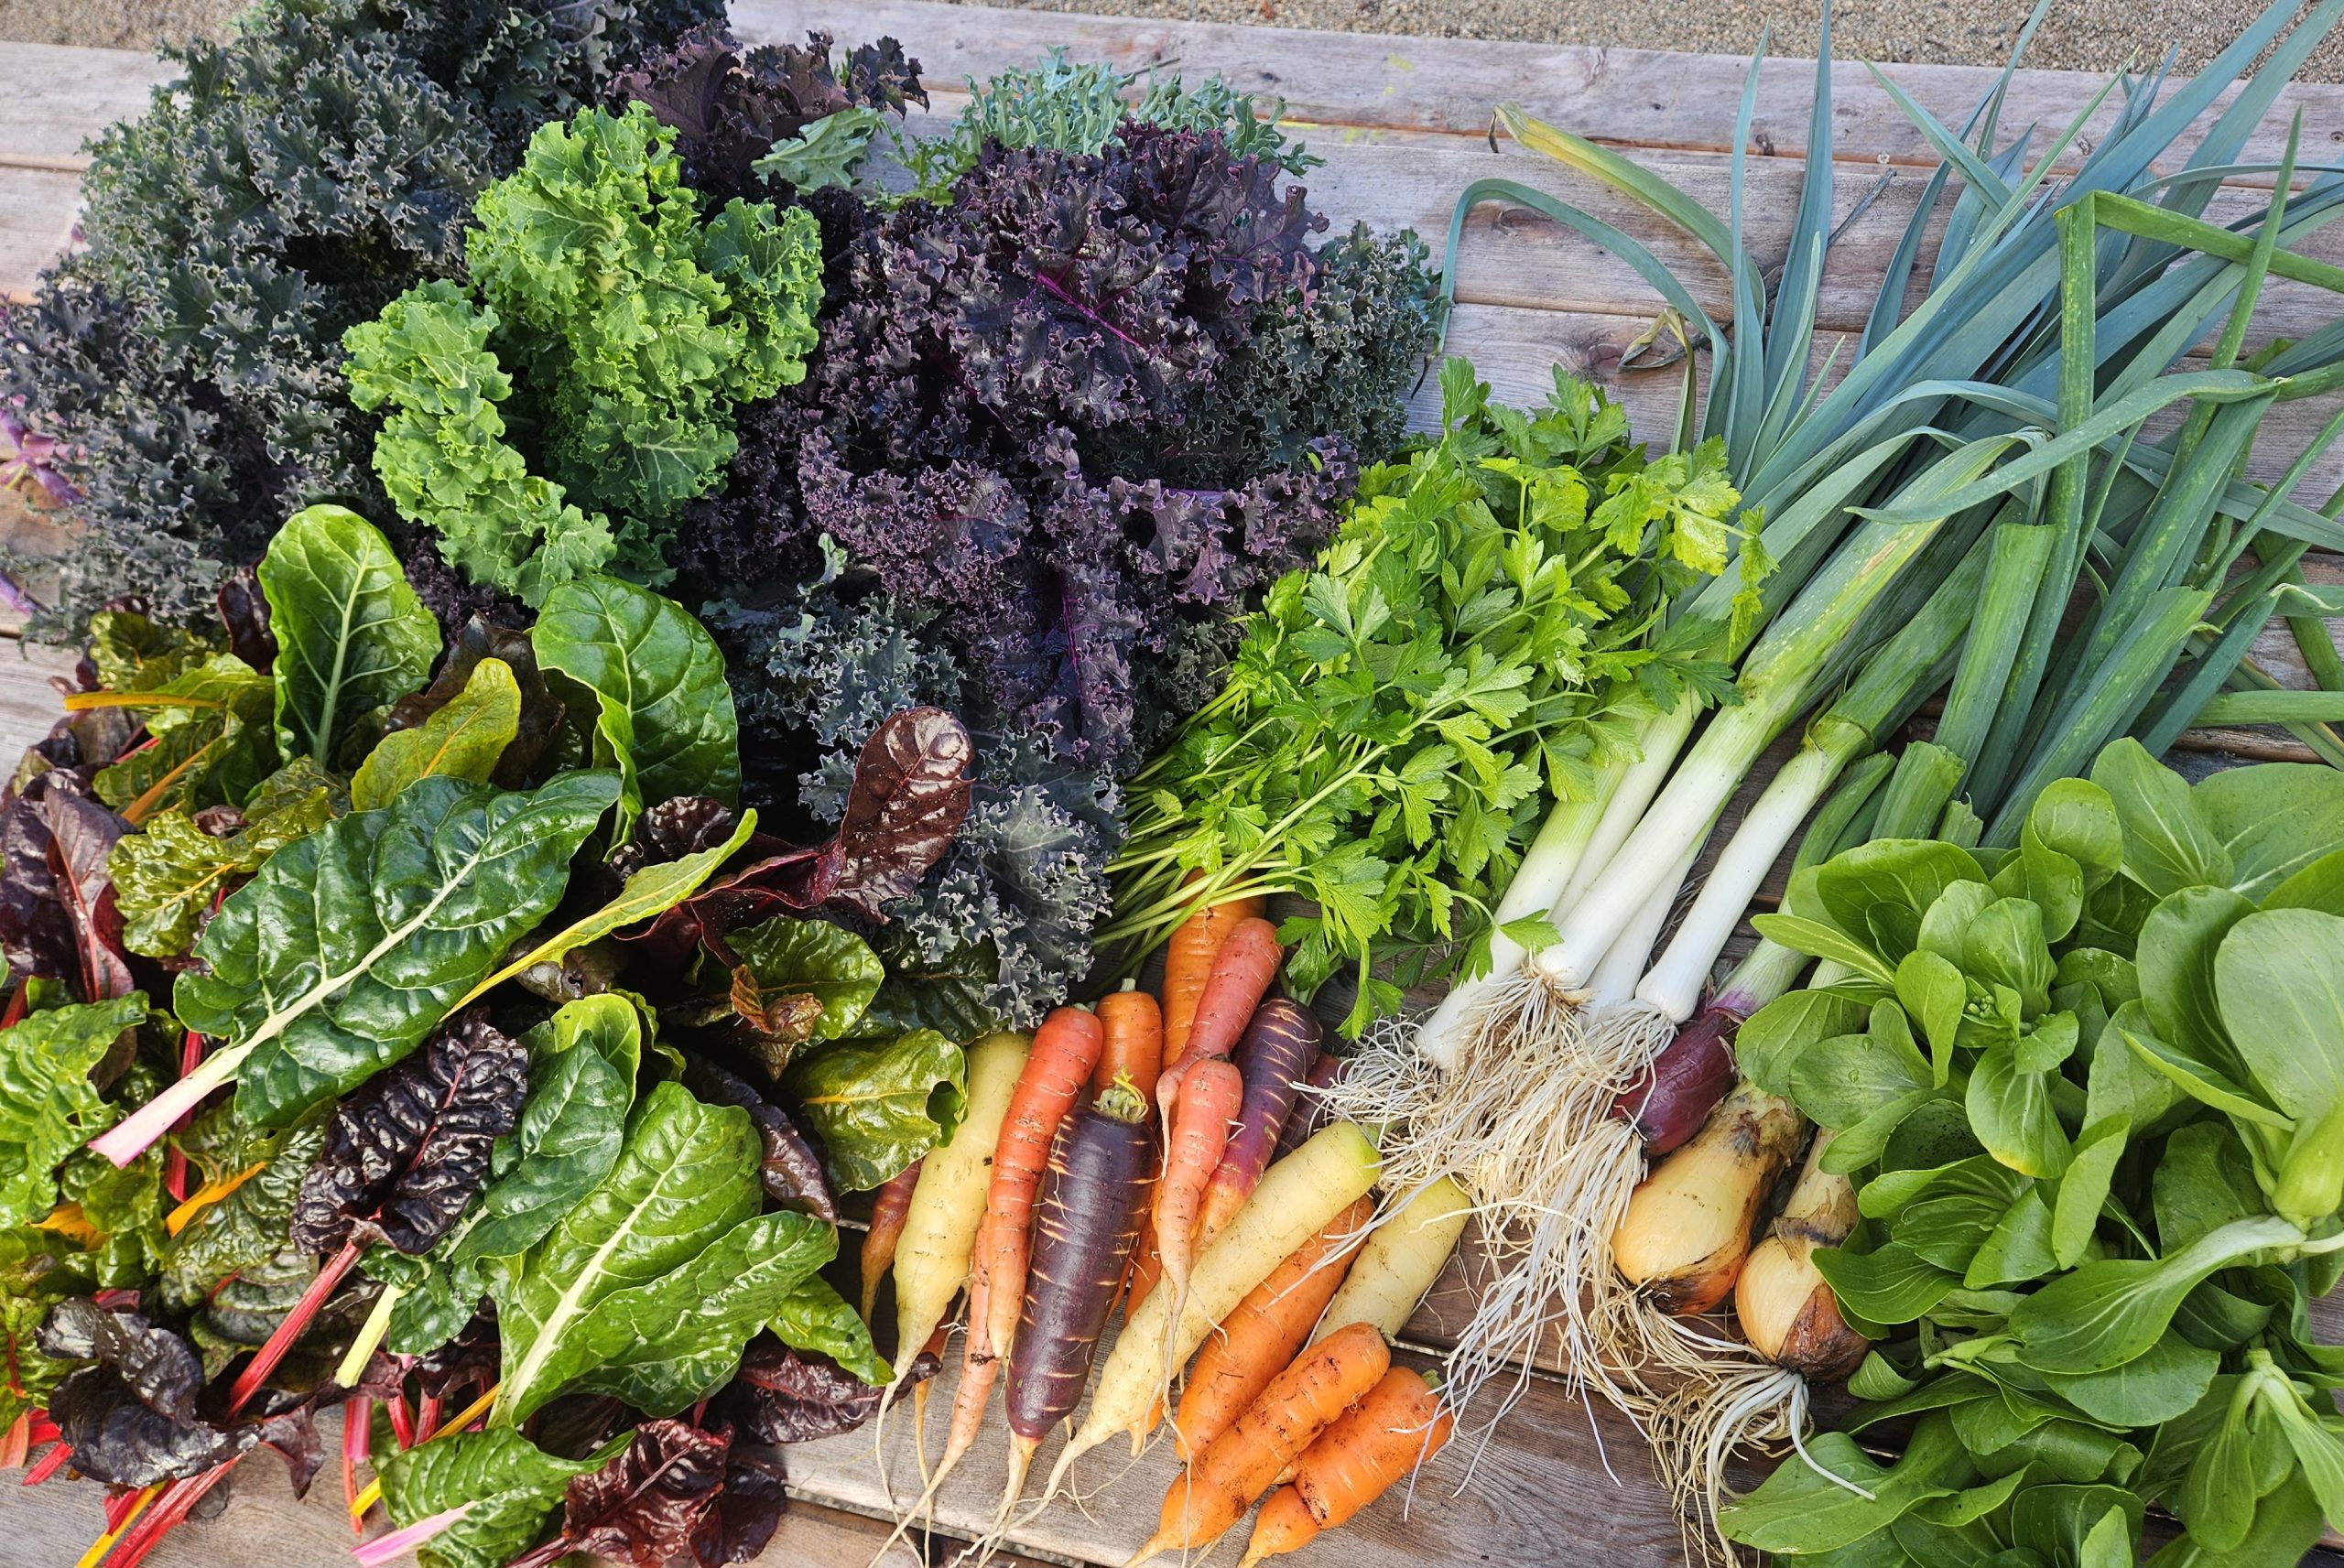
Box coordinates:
[860,1158,921,1322]
[1174,1195,1373,1464]
[975,1006,1105,1365]
[1153,1057,1244,1326]
[1235,1368,1455,1568]
[1094,989,1165,1103]
[1160,888,1266,1066]
[1156,916,1280,1122]
[1125,1323,1391,1566]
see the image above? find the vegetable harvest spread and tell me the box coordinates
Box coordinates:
[3,1,2344,1566]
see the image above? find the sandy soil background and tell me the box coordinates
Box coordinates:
[5,0,2343,79]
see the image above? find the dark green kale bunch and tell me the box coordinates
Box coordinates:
[721,579,1118,1026]
[0,0,722,632]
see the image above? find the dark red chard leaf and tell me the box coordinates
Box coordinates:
[608,796,743,884]
[0,769,134,1001]
[289,1011,529,1256]
[715,1336,930,1444]
[214,568,275,676]
[385,616,566,790]
[691,1429,788,1568]
[555,1419,731,1568]
[679,1055,837,1224]
[625,708,973,958]
[38,1300,250,1487]
[804,707,971,920]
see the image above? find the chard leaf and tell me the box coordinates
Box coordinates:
[257,504,440,767]
[89,654,276,817]
[350,656,522,811]
[109,781,334,958]
[159,1108,325,1310]
[378,1425,608,1568]
[289,1011,528,1257]
[492,1081,761,1425]
[722,915,884,1070]
[768,1273,887,1386]
[532,575,740,832]
[176,771,617,1126]
[0,994,147,1227]
[567,1206,835,1416]
[2007,1216,2306,1374]
[0,1227,91,1428]
[453,996,639,1267]
[462,809,754,1007]
[780,1027,967,1193]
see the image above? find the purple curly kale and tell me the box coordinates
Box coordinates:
[754,124,1365,773]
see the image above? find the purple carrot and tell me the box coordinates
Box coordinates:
[1275,1051,1347,1159]
[997,1077,1153,1517]
[1613,1004,1742,1154]
[1194,998,1320,1247]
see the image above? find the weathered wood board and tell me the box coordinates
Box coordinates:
[0,2,2341,1564]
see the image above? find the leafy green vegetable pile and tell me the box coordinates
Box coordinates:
[1726,739,2344,1564]
[0,503,983,1568]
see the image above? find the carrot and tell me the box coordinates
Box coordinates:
[1312,1175,1470,1346]
[1094,989,1165,1103]
[1235,1368,1456,1568]
[976,1006,1105,1366]
[893,1031,1030,1379]
[1275,1053,1347,1160]
[1153,1057,1244,1357]
[1193,997,1320,1248]
[1174,1194,1373,1464]
[860,1158,921,1322]
[1159,888,1266,1066]
[995,1076,1156,1520]
[1126,1323,1391,1566]
[1038,1122,1381,1506]
[1156,916,1280,1123]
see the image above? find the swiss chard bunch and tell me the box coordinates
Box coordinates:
[1108,361,1750,1030]
[0,0,723,631]
[1728,739,2344,1564]
[344,103,825,604]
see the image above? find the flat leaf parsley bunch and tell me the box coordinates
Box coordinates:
[1107,359,1764,1029]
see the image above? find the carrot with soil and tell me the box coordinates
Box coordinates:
[994,1076,1157,1521]
[1156,915,1280,1118]
[916,1011,1103,1530]
[1095,989,1165,1102]
[861,1158,922,1322]
[1175,1194,1373,1464]
[1159,892,1267,1066]
[1038,1120,1381,1502]
[1194,996,1321,1247]
[1128,1321,1393,1566]
[1152,1055,1245,1390]
[893,1031,1031,1379]
[1237,1368,1456,1568]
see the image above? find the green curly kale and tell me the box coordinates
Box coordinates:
[345,104,823,602]
[0,0,722,631]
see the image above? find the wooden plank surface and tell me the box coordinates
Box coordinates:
[0,4,2341,1563]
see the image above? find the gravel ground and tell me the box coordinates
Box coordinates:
[3,0,2341,86]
